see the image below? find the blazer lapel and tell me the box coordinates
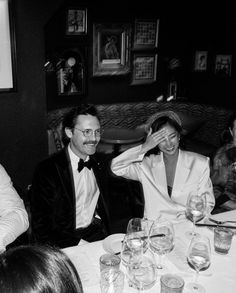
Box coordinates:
[151,153,168,195]
[55,148,75,208]
[172,149,191,191]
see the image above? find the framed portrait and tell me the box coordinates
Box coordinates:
[133,19,159,50]
[131,53,157,85]
[93,23,131,76]
[215,54,232,77]
[194,51,208,71]
[0,0,17,92]
[66,8,87,35]
[56,48,86,96]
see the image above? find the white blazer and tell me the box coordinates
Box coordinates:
[111,145,214,220]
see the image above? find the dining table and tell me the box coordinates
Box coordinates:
[62,210,236,293]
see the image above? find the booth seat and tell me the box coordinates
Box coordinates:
[47,100,233,159]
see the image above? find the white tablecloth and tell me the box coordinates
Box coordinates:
[63,210,236,293]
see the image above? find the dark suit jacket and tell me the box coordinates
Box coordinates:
[30,148,110,248]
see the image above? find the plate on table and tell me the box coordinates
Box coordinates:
[102,233,125,254]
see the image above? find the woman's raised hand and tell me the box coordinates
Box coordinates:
[141,128,167,154]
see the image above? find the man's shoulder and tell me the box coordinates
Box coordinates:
[36,149,68,170]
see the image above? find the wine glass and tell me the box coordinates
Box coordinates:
[185,192,206,238]
[126,246,157,291]
[202,192,215,222]
[186,234,211,293]
[149,218,174,269]
[126,218,151,253]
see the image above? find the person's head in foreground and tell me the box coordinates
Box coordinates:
[0,244,83,293]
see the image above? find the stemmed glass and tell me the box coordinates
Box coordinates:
[149,218,174,270]
[186,234,211,293]
[126,218,151,253]
[202,192,215,223]
[185,192,206,238]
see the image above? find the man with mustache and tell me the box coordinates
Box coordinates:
[30,104,110,248]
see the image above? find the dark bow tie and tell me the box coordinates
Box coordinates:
[78,158,93,173]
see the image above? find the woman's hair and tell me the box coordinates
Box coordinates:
[146,115,183,156]
[0,245,84,293]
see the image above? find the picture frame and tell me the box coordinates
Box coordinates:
[131,53,157,85]
[133,19,159,50]
[66,8,87,35]
[194,51,208,71]
[55,48,86,96]
[215,54,232,77]
[0,0,17,92]
[93,23,131,76]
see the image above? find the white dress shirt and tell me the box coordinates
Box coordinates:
[111,145,214,220]
[0,164,29,250]
[68,146,99,228]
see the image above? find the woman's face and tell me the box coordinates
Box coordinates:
[158,123,180,155]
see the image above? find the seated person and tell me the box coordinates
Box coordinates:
[0,164,29,252]
[111,111,214,220]
[0,244,83,293]
[30,104,110,248]
[211,113,236,211]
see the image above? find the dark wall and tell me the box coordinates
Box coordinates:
[0,0,64,192]
[45,1,236,110]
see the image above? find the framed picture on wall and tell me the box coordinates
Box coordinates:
[0,0,17,92]
[131,53,157,85]
[215,54,232,77]
[93,23,131,76]
[133,19,159,50]
[66,8,87,35]
[194,51,208,71]
[55,48,86,96]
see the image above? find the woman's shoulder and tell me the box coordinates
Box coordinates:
[181,149,209,162]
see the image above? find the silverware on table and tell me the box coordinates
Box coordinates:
[208,218,236,225]
[196,223,236,229]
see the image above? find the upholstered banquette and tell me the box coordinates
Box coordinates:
[47,100,233,160]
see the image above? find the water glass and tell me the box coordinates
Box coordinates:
[214,227,234,254]
[100,269,124,293]
[160,274,185,293]
[99,253,121,272]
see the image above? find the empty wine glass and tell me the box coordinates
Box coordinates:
[186,234,211,293]
[126,246,157,291]
[202,192,215,222]
[126,218,150,253]
[185,192,206,238]
[149,218,174,269]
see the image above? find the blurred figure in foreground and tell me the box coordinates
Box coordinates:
[0,244,83,293]
[0,164,29,252]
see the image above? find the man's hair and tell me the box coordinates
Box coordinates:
[0,244,84,293]
[63,104,99,130]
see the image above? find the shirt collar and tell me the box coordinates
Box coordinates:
[68,144,89,171]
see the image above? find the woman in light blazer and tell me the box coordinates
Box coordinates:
[111,111,214,220]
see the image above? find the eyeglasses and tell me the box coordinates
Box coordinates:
[74,127,104,137]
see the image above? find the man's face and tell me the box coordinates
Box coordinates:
[65,114,101,159]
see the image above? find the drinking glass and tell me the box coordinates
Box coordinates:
[185,192,206,238]
[186,234,211,293]
[202,192,215,222]
[149,218,174,269]
[126,247,157,291]
[126,218,150,253]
